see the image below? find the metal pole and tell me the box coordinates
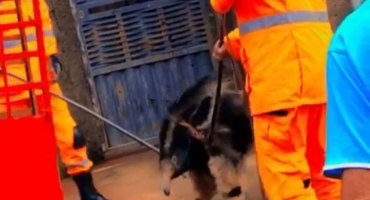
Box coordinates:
[4,71,159,154]
[51,91,159,154]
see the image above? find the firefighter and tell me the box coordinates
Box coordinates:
[0,1,108,200]
[210,0,342,199]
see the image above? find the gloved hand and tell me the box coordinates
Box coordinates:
[212,39,229,60]
[50,54,62,82]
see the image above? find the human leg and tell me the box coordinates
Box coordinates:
[253,109,316,200]
[304,104,341,200]
[50,83,108,200]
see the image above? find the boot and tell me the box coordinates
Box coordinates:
[72,172,109,200]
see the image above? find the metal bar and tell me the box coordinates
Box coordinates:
[0,21,37,30]
[1,70,160,154]
[0,81,44,94]
[51,91,160,154]
[1,50,39,60]
[14,0,38,115]
[32,0,53,121]
[0,24,11,118]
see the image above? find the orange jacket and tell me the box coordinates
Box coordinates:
[211,0,332,115]
[0,0,57,102]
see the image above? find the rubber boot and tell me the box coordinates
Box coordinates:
[72,172,108,200]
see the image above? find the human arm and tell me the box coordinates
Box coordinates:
[324,52,370,200]
[210,0,235,13]
[324,10,370,200]
[212,28,246,92]
[326,0,364,31]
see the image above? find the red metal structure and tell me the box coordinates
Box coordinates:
[0,0,63,199]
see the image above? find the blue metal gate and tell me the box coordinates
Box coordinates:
[70,0,217,149]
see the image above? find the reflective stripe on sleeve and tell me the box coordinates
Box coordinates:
[2,30,55,48]
[239,11,329,35]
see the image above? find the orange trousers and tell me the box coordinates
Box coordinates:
[253,104,341,200]
[0,83,93,175]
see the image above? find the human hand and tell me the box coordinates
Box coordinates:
[212,39,229,60]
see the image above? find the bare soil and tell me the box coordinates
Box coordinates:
[62,151,264,200]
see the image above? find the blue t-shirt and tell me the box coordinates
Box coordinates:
[324,0,370,178]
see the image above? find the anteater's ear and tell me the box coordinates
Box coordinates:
[191,96,213,127]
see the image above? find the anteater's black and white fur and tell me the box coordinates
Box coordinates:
[159,75,254,200]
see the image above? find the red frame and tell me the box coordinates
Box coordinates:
[0,0,63,199]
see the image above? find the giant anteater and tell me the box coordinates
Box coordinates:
[159,75,254,200]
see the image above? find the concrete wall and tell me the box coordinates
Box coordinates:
[46,0,106,177]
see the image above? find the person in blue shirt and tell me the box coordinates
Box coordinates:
[324,0,370,199]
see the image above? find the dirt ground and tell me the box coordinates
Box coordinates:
[62,151,264,200]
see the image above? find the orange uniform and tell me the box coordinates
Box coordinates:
[0,0,92,175]
[210,0,342,199]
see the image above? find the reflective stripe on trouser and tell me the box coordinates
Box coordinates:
[253,104,341,200]
[239,11,329,34]
[65,159,91,168]
[2,30,55,48]
[0,83,93,175]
